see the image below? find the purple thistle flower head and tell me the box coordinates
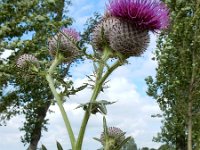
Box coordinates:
[107,0,169,31]
[61,27,80,41]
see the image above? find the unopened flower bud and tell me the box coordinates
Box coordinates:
[48,28,80,60]
[100,127,125,149]
[16,54,39,68]
[92,17,149,57]
[91,17,121,51]
[109,20,150,57]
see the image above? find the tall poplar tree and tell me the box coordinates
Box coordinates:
[146,0,200,150]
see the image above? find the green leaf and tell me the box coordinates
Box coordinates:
[93,137,102,143]
[47,0,55,3]
[35,15,46,21]
[103,116,108,140]
[75,100,116,114]
[115,136,131,150]
[93,62,98,73]
[56,141,64,150]
[75,103,86,109]
[98,103,107,115]
[41,144,48,150]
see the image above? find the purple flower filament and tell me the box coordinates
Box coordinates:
[61,27,80,41]
[107,0,169,31]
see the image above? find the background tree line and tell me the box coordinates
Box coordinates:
[146,0,200,150]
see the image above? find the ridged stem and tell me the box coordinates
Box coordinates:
[45,54,76,149]
[76,47,123,150]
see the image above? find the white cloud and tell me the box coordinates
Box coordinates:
[0,49,14,60]
[0,116,25,150]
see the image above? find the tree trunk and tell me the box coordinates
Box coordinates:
[176,132,187,150]
[187,100,192,150]
[28,101,51,150]
[187,49,196,150]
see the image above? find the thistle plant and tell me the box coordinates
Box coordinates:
[16,0,169,149]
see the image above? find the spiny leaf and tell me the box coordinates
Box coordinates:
[75,100,116,114]
[98,103,107,115]
[93,137,102,143]
[115,136,131,150]
[103,116,108,140]
[56,141,64,150]
[41,144,48,150]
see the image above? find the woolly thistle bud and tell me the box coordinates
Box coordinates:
[100,127,125,148]
[109,20,150,57]
[48,28,80,60]
[16,54,39,68]
[92,17,149,57]
[91,17,121,51]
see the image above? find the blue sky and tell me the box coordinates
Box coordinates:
[0,0,163,149]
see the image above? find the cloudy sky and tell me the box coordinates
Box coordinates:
[0,0,163,149]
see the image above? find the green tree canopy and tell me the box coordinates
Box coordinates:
[0,0,73,149]
[146,0,200,150]
[121,137,137,150]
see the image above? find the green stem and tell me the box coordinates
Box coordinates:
[46,55,76,149]
[104,139,115,150]
[99,60,122,86]
[90,46,114,102]
[76,47,122,150]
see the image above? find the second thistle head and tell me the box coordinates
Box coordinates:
[16,54,39,69]
[48,27,80,61]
